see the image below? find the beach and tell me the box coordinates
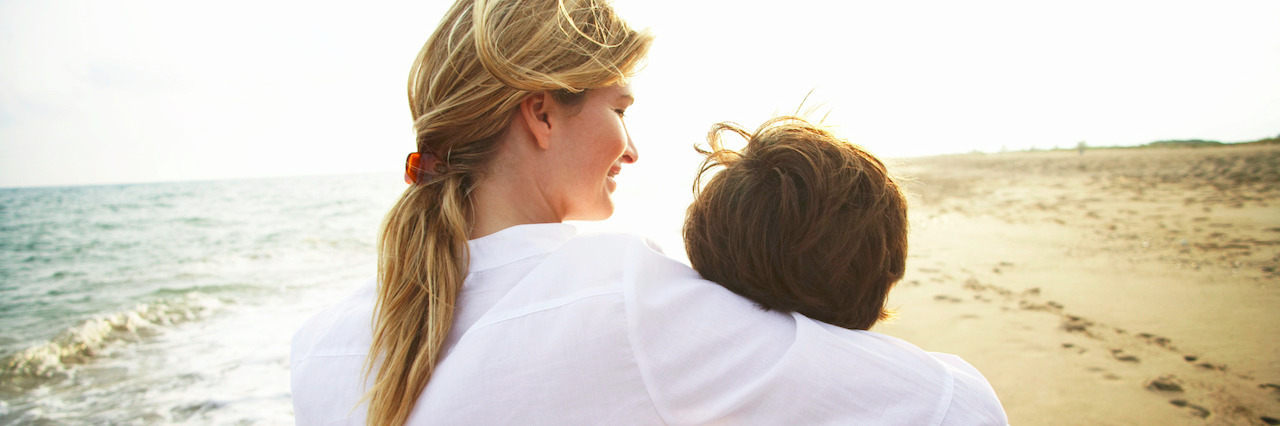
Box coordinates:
[2,144,1277,424]
[877,143,1280,425]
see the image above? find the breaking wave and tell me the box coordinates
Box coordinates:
[0,293,224,386]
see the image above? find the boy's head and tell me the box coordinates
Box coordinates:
[683,117,908,330]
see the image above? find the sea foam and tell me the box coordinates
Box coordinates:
[0,293,223,385]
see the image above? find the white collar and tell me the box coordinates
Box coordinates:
[467,223,577,273]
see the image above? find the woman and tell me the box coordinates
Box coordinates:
[293,0,652,423]
[292,0,1005,424]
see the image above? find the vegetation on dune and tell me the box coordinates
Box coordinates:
[1144,139,1224,148]
[1138,134,1278,149]
[1032,134,1280,153]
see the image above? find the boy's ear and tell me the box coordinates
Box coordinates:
[518,91,554,150]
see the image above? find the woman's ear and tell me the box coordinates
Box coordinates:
[519,92,554,150]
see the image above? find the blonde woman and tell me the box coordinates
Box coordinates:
[291,0,1005,424]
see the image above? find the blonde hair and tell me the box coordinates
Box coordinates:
[365,0,652,424]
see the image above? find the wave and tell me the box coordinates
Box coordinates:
[149,283,263,298]
[173,217,220,227]
[0,293,224,387]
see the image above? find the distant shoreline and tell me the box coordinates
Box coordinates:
[1087,134,1279,150]
[884,133,1280,161]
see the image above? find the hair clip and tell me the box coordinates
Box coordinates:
[404,152,442,184]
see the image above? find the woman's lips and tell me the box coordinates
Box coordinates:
[607,166,621,190]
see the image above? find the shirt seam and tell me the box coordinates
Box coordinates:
[929,359,958,426]
[468,250,551,275]
[622,238,677,424]
[467,288,619,330]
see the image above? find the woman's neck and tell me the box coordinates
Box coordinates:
[468,162,562,239]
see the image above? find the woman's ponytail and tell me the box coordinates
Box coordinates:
[365,175,471,426]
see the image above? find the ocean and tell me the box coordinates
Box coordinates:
[0,172,688,424]
[0,174,405,424]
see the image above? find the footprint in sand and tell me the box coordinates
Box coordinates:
[1146,376,1183,393]
[1136,332,1174,348]
[933,295,963,303]
[1085,366,1121,380]
[1195,362,1226,371]
[1061,316,1094,334]
[1019,300,1060,312]
[1260,384,1280,402]
[1110,349,1139,363]
[1169,399,1210,418]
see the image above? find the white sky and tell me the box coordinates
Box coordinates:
[2,0,1278,188]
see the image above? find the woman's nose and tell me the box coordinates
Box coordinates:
[622,131,639,164]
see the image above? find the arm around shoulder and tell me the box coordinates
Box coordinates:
[615,234,799,423]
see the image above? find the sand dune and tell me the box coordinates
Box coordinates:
[877,144,1280,425]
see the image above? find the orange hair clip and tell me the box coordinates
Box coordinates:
[404,152,442,184]
[404,152,420,184]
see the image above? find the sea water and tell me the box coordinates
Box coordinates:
[0,173,687,424]
[0,174,404,424]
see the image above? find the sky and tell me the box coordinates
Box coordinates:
[1,0,1278,188]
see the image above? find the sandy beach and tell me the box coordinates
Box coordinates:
[876,143,1280,425]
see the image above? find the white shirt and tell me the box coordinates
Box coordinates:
[290,223,1007,425]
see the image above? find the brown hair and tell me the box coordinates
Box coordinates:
[367,0,652,424]
[683,117,907,330]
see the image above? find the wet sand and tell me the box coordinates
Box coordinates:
[876,144,1280,425]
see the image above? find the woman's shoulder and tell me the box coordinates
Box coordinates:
[290,278,377,361]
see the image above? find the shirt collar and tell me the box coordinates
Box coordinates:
[467,222,577,273]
